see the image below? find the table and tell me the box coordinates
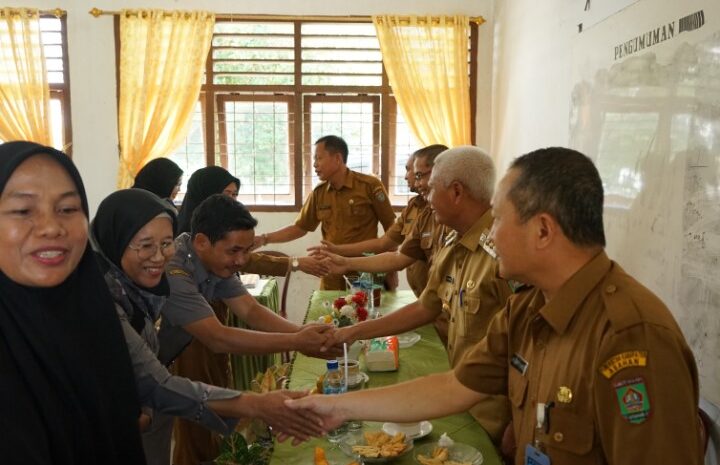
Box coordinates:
[269,290,502,465]
[230,277,280,391]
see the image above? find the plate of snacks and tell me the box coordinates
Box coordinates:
[339,430,413,463]
[414,433,483,465]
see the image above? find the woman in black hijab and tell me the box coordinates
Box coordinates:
[0,141,146,465]
[176,165,239,234]
[91,189,242,465]
[132,157,184,201]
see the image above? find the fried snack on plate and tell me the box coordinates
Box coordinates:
[416,445,472,465]
[314,446,330,465]
[351,431,407,458]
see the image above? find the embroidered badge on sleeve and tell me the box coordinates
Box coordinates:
[600,350,648,378]
[613,376,651,424]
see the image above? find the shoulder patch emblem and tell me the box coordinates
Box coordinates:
[479,229,497,259]
[375,191,386,202]
[600,350,647,379]
[168,268,191,277]
[614,376,651,424]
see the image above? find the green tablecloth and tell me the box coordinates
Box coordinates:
[269,290,502,465]
[230,278,280,391]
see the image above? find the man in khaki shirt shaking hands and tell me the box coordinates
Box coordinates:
[254,135,395,290]
[287,147,702,465]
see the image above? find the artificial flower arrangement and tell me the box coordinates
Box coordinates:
[319,291,369,327]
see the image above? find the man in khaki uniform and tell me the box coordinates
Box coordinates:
[255,135,395,290]
[324,146,513,442]
[320,145,453,343]
[311,145,448,297]
[291,147,702,465]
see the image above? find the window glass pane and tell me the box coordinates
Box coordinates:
[392,108,422,200]
[168,102,205,203]
[309,101,376,189]
[221,99,293,205]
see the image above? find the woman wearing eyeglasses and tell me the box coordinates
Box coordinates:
[90,188,244,465]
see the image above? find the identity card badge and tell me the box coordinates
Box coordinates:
[524,444,551,465]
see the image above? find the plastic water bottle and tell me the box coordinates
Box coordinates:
[323,360,347,441]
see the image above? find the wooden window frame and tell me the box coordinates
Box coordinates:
[216,93,296,206]
[117,18,478,211]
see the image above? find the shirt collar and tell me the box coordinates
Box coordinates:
[457,209,494,252]
[176,233,210,284]
[538,250,612,334]
[326,168,354,192]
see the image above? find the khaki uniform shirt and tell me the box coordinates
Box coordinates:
[455,251,702,465]
[295,169,396,290]
[419,210,513,441]
[385,195,429,297]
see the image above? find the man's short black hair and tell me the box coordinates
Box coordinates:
[413,144,448,167]
[315,135,349,164]
[190,193,258,244]
[508,147,606,247]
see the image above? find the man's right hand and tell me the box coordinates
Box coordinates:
[293,323,342,359]
[285,393,347,434]
[307,239,340,255]
[247,391,325,444]
[321,325,356,352]
[311,251,349,275]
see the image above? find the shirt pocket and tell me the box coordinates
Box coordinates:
[420,232,434,251]
[317,208,332,221]
[349,197,371,217]
[546,407,595,456]
[508,370,528,408]
[437,282,454,314]
[458,289,483,337]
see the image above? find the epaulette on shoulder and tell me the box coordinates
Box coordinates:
[167,268,192,278]
[600,277,644,333]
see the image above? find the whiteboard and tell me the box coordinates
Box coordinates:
[569,2,720,404]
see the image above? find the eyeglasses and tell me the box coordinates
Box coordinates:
[414,170,432,181]
[127,240,176,260]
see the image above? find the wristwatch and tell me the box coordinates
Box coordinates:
[291,256,300,272]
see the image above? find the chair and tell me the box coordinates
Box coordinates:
[254,251,291,320]
[253,251,292,363]
[700,397,720,465]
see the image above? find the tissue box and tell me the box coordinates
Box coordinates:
[365,336,399,372]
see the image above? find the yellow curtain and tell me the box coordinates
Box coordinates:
[373,15,471,147]
[118,9,214,188]
[0,8,51,145]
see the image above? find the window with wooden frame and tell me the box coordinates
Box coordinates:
[41,15,72,152]
[162,18,477,209]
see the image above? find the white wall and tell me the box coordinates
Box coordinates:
[490,0,720,403]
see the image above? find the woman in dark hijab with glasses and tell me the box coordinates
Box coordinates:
[132,157,184,203]
[0,141,146,465]
[91,188,243,465]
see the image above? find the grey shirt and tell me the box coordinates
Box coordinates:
[158,233,247,365]
[102,263,240,434]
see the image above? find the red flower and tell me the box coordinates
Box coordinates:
[356,307,368,321]
[351,292,367,306]
[333,297,347,310]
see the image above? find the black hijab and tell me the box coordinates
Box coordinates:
[176,165,239,234]
[92,188,178,269]
[131,157,183,199]
[92,189,176,330]
[0,141,146,465]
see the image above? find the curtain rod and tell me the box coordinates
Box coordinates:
[88,8,485,25]
[1,8,66,18]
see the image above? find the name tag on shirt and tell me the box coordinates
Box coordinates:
[511,353,529,375]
